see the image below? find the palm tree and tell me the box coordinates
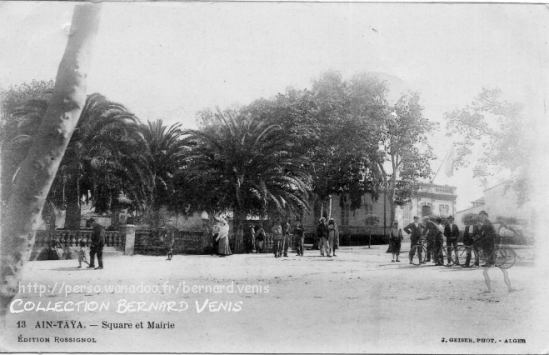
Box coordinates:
[183,111,311,252]
[61,93,151,227]
[2,93,151,229]
[139,120,187,226]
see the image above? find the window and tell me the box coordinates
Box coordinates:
[439,204,449,217]
[421,204,432,217]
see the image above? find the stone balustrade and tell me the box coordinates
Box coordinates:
[33,229,124,249]
[31,227,216,259]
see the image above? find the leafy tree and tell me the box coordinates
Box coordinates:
[445,88,531,203]
[192,72,433,237]
[244,72,386,219]
[181,111,311,252]
[0,3,101,319]
[378,92,435,229]
[1,81,55,218]
[1,90,150,229]
[0,80,55,121]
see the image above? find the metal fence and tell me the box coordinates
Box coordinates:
[135,229,205,255]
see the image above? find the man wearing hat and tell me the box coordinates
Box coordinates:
[444,216,460,265]
[404,216,423,264]
[462,215,480,267]
[477,210,515,292]
[88,218,105,270]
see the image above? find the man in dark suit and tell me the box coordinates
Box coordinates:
[294,221,305,256]
[404,216,423,264]
[88,218,105,270]
[479,211,496,267]
[444,216,460,265]
[478,211,515,292]
[463,221,480,267]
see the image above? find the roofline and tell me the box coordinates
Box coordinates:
[416,192,457,201]
[455,206,482,214]
[483,180,512,193]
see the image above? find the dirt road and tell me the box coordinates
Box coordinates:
[1,244,546,353]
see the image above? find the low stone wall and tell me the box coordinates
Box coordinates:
[31,229,124,260]
[30,227,297,259]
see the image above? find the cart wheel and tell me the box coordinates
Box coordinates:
[495,247,516,269]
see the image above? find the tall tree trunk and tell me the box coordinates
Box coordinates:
[388,199,396,228]
[151,208,162,228]
[0,4,101,319]
[149,177,162,228]
[64,175,82,229]
[65,203,82,229]
[232,209,245,253]
[388,175,397,227]
[327,194,332,220]
[319,201,324,220]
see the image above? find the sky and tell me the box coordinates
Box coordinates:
[0,2,547,210]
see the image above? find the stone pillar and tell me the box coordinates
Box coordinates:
[120,224,136,255]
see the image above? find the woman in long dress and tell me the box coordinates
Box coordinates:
[213,217,232,256]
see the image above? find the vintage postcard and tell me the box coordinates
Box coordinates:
[0,1,548,354]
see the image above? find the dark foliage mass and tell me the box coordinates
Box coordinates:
[1,81,150,228]
[1,72,435,227]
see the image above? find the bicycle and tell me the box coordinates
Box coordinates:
[456,236,516,269]
[496,218,533,246]
[410,239,427,265]
[456,244,479,267]
[442,241,460,266]
[422,236,448,266]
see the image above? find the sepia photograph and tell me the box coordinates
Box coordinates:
[0,1,548,353]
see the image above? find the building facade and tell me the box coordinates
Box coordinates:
[303,183,457,242]
[455,181,533,230]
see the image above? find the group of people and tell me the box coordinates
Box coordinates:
[461,211,504,268]
[315,217,339,257]
[404,215,460,266]
[400,211,496,268]
[268,219,305,258]
[210,216,338,258]
[210,217,307,258]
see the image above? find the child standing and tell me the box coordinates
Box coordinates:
[77,240,89,268]
[164,230,175,261]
